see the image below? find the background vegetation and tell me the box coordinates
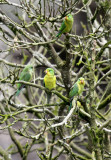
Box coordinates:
[0,0,111,160]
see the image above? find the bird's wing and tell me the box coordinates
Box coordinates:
[43,75,46,87]
[17,72,31,89]
[54,75,56,85]
[16,66,32,96]
[16,72,31,95]
[43,79,45,87]
[56,20,66,37]
[59,20,66,32]
[17,72,31,88]
[69,83,79,98]
[43,76,52,104]
[19,72,31,81]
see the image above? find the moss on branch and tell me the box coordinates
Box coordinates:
[97,94,111,110]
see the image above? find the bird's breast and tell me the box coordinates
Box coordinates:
[64,20,73,33]
[44,76,56,90]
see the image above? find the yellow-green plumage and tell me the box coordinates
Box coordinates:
[44,74,56,90]
[56,14,74,37]
[44,68,56,104]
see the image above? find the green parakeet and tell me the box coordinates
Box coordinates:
[16,65,33,96]
[56,14,74,37]
[44,68,56,104]
[69,77,85,110]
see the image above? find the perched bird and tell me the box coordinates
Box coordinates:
[16,65,33,96]
[69,77,85,110]
[44,68,56,104]
[56,13,74,37]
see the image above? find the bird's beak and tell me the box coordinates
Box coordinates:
[65,16,68,20]
[44,70,48,74]
[80,80,84,84]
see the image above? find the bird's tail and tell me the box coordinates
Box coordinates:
[15,89,21,96]
[69,97,77,112]
[69,97,74,111]
[56,31,62,38]
[69,100,72,111]
[15,85,25,96]
[47,92,52,104]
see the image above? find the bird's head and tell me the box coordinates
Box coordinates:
[65,14,73,22]
[27,65,33,70]
[78,77,85,86]
[45,68,54,76]
[24,65,33,70]
[23,65,33,75]
[28,65,33,74]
